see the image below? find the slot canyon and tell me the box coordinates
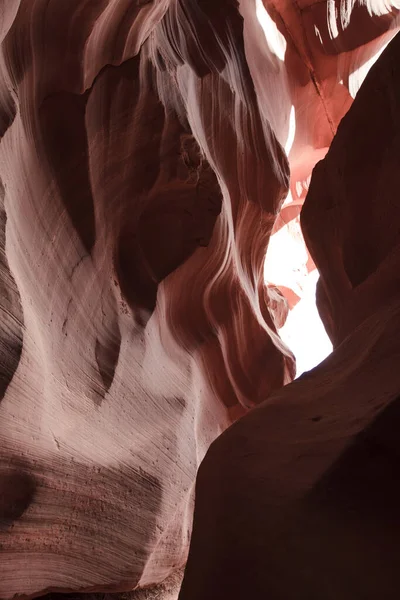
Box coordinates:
[0,1,400,598]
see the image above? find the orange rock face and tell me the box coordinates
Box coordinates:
[0,1,399,599]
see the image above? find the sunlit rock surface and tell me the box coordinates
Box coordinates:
[179,26,400,600]
[0,1,399,599]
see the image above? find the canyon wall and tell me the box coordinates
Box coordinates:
[0,1,399,598]
[179,18,400,600]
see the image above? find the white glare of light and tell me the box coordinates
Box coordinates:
[340,0,355,30]
[363,0,400,16]
[328,0,400,42]
[278,270,333,377]
[295,180,303,199]
[314,25,323,44]
[264,221,333,377]
[327,0,339,39]
[284,105,296,156]
[255,0,286,61]
[264,226,308,296]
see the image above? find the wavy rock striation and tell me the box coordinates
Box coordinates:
[179,27,400,600]
[0,1,399,599]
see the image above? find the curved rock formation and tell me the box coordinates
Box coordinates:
[0,2,292,597]
[0,1,399,599]
[179,25,400,600]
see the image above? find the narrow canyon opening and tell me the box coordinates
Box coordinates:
[264,216,333,377]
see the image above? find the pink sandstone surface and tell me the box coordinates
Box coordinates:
[0,1,399,598]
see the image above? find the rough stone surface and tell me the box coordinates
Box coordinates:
[179,26,400,600]
[0,1,399,599]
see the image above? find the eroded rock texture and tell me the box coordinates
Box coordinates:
[0,1,293,597]
[0,0,399,599]
[179,22,400,600]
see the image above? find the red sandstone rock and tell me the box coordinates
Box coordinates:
[0,1,291,597]
[179,26,400,600]
[0,1,399,599]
